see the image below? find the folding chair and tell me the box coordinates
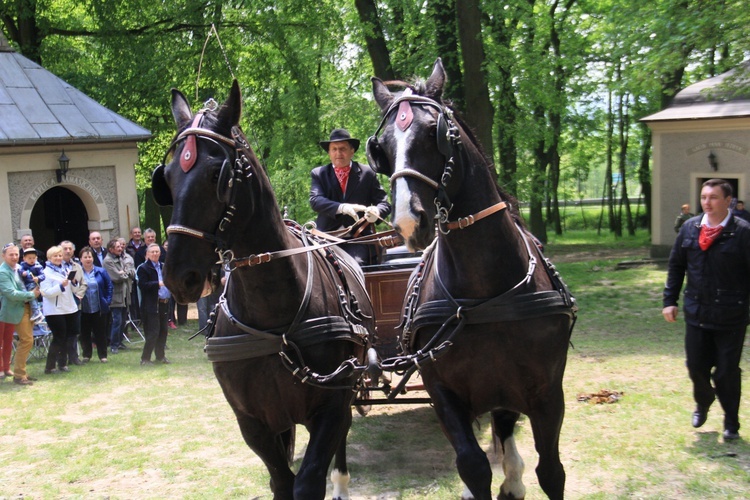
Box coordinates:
[123,308,145,343]
[11,323,51,362]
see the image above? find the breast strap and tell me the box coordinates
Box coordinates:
[204,312,366,363]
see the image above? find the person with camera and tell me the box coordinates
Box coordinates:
[41,245,83,374]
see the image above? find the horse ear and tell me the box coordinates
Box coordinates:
[425,58,446,101]
[372,77,393,111]
[217,80,243,129]
[171,89,193,129]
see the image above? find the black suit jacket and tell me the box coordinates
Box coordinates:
[92,247,107,267]
[135,244,166,268]
[136,260,163,315]
[309,161,391,232]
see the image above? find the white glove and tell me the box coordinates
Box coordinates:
[364,206,380,223]
[338,203,367,220]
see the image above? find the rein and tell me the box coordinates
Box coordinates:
[366,91,579,388]
[203,221,372,389]
[163,124,402,270]
[227,222,402,271]
[162,121,378,388]
[376,222,576,397]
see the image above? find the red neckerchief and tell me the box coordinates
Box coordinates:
[333,165,351,194]
[699,224,724,251]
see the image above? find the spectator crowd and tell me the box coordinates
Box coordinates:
[0,227,222,387]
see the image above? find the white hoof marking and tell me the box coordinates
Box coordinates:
[500,436,526,499]
[330,468,350,500]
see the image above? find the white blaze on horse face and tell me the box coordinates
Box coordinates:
[392,126,420,243]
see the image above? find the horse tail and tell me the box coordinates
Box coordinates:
[490,417,502,456]
[281,427,296,466]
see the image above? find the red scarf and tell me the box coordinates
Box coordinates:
[699,224,723,251]
[334,166,350,193]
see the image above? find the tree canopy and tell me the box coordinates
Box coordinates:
[2,0,749,240]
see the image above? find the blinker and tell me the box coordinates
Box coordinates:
[396,89,414,132]
[180,113,204,173]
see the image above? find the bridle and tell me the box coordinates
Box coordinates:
[366,92,507,234]
[152,110,256,261]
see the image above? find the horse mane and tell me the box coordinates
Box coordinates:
[383,78,522,224]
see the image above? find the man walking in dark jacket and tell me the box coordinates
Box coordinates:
[663,178,750,441]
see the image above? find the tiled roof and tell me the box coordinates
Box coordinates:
[642,61,750,122]
[0,35,151,145]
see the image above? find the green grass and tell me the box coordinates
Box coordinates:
[544,228,652,255]
[2,233,750,498]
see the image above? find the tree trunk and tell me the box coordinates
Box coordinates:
[618,90,634,236]
[1,0,42,63]
[638,125,652,233]
[485,8,520,195]
[549,143,562,235]
[547,10,567,236]
[530,107,549,244]
[456,0,495,174]
[430,0,463,108]
[354,0,395,81]
[600,86,615,235]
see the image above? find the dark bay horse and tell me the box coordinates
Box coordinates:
[152,81,374,499]
[366,60,576,499]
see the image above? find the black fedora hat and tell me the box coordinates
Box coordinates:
[319,128,360,152]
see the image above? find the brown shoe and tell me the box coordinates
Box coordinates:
[4,370,13,377]
[13,377,33,386]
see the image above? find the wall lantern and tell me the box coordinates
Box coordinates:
[708,150,718,172]
[56,150,70,182]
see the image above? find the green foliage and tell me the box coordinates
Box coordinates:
[2,0,749,232]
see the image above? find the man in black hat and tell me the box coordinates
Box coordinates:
[310,128,391,265]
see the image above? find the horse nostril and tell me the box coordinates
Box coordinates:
[183,270,204,290]
[418,212,430,232]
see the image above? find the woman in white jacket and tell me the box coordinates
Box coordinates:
[41,245,83,374]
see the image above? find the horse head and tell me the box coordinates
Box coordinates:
[368,58,473,251]
[151,80,265,303]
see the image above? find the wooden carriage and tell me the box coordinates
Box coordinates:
[362,247,420,359]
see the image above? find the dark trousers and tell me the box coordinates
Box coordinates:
[168,298,188,325]
[685,323,746,432]
[66,310,82,363]
[341,242,378,266]
[141,300,169,362]
[110,307,126,349]
[45,313,78,370]
[80,311,108,360]
[176,303,188,324]
[104,310,112,346]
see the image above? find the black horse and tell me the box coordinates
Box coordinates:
[366,59,576,499]
[152,81,374,500]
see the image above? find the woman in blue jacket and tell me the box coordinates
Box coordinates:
[78,247,113,362]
